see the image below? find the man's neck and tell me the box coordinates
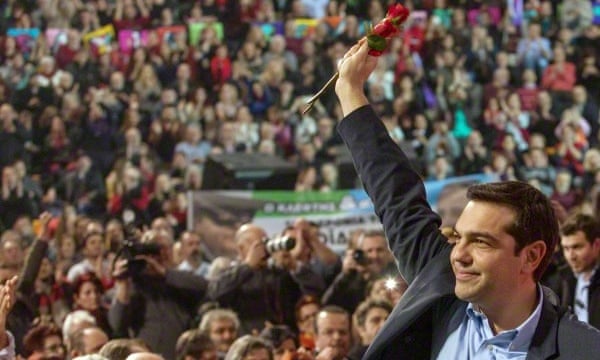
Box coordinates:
[578,267,597,282]
[477,282,539,335]
[186,256,200,268]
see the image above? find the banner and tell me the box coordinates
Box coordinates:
[83,25,115,55]
[189,174,495,258]
[118,29,149,55]
[45,28,69,54]
[188,21,224,46]
[156,25,187,48]
[7,28,40,58]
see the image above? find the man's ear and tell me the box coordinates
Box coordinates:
[522,240,547,275]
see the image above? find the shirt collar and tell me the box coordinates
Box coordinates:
[465,285,544,352]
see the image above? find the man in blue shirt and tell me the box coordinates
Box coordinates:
[333,39,600,359]
[559,213,600,329]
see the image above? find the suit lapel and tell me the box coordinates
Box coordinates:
[526,287,561,359]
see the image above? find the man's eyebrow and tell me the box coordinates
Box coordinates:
[464,231,501,243]
[452,228,501,243]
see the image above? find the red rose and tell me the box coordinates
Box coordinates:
[368,49,384,56]
[372,19,399,38]
[386,3,410,24]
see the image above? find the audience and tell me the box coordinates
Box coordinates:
[1,0,600,358]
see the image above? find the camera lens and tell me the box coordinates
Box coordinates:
[264,236,296,254]
[353,249,368,265]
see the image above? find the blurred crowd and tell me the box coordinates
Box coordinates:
[1,0,600,359]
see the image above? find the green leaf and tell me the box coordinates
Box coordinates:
[367,34,387,51]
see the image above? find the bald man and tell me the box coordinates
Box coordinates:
[207,224,324,334]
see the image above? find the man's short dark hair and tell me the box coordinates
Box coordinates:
[466,181,559,281]
[560,213,600,244]
[353,298,393,329]
[175,329,215,360]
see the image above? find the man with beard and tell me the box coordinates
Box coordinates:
[110,228,208,359]
[177,231,210,277]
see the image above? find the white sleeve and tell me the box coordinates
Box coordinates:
[0,331,16,360]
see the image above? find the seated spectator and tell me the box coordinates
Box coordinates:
[68,272,111,337]
[99,339,150,360]
[68,326,109,359]
[348,298,393,360]
[175,329,217,360]
[259,325,297,360]
[541,45,576,93]
[174,123,212,166]
[225,335,272,360]
[177,231,210,277]
[314,306,352,360]
[457,130,490,175]
[294,295,320,351]
[199,308,239,360]
[62,310,96,353]
[23,322,66,360]
[517,22,552,75]
[551,170,582,212]
[519,148,557,197]
[67,221,111,285]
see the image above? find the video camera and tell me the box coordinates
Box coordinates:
[263,235,296,254]
[115,239,162,278]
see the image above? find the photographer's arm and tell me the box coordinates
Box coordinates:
[206,264,253,306]
[108,260,133,337]
[164,270,208,296]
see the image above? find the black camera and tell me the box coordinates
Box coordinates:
[263,236,296,254]
[116,240,162,278]
[353,249,369,265]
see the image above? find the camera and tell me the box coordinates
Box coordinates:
[115,240,162,278]
[352,249,369,265]
[263,236,296,254]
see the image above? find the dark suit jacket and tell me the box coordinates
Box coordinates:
[557,266,600,330]
[337,105,600,359]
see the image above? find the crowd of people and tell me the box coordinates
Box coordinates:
[1,0,600,359]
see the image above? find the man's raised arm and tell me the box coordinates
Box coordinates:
[334,41,449,284]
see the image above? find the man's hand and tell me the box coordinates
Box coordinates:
[335,39,378,116]
[0,276,18,349]
[315,346,341,360]
[137,255,166,277]
[112,259,130,281]
[341,249,366,276]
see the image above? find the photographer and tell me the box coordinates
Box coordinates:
[321,230,397,314]
[207,224,324,335]
[109,228,208,360]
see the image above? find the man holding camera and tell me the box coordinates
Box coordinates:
[109,228,208,360]
[207,223,324,334]
[322,230,397,313]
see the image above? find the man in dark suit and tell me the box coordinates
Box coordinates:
[333,39,600,359]
[559,213,600,329]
